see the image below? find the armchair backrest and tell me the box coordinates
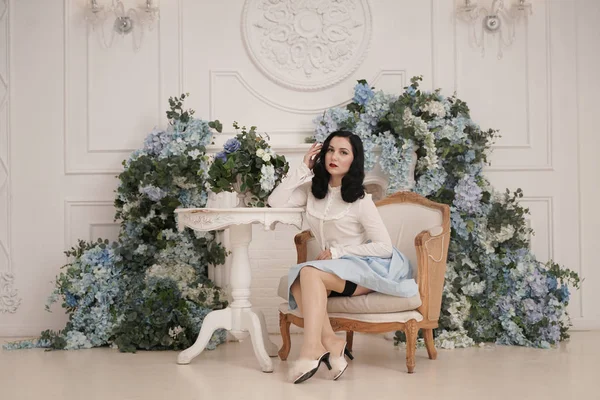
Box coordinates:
[377,192,450,321]
[376,192,448,281]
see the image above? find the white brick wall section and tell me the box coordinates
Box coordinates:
[248,221,306,334]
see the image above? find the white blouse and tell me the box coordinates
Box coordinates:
[268,163,393,259]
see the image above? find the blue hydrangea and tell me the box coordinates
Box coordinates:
[353,82,375,106]
[453,175,483,214]
[145,118,214,160]
[178,189,208,208]
[65,292,78,308]
[313,108,353,143]
[558,285,570,303]
[360,91,396,127]
[450,207,470,240]
[139,185,167,202]
[522,298,544,324]
[415,167,448,197]
[143,128,172,156]
[465,150,476,163]
[41,244,123,350]
[123,221,143,239]
[173,118,213,148]
[376,133,414,192]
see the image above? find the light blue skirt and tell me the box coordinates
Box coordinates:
[287,247,419,310]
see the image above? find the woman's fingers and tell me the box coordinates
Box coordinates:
[305,144,320,156]
[304,143,322,168]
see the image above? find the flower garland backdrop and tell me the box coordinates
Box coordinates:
[4,79,581,353]
[313,77,580,349]
[4,95,232,352]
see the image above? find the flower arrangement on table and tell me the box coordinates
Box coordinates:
[207,122,289,207]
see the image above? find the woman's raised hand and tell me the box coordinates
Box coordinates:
[316,249,332,260]
[303,142,323,170]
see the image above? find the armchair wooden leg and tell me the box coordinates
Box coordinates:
[423,328,437,360]
[346,330,354,352]
[278,312,292,361]
[405,319,418,374]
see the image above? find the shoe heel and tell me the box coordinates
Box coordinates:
[344,347,354,360]
[322,354,332,370]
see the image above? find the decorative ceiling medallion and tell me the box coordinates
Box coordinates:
[242,0,372,91]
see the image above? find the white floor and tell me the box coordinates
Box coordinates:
[1,331,599,400]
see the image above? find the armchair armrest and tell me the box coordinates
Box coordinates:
[294,230,315,264]
[414,224,450,323]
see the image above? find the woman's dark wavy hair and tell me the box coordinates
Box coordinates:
[311,130,365,203]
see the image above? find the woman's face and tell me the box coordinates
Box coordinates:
[324,136,354,179]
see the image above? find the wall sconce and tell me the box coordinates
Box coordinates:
[84,0,160,51]
[457,0,532,59]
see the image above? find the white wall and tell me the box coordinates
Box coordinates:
[0,0,598,336]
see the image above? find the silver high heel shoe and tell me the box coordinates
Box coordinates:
[289,352,332,384]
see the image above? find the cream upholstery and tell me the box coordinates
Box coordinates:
[278,303,424,323]
[377,202,443,281]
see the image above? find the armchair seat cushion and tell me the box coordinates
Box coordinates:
[278,303,424,323]
[277,275,422,314]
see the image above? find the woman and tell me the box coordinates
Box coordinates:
[268,131,418,384]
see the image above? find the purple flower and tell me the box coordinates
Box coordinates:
[223,138,241,154]
[215,151,227,162]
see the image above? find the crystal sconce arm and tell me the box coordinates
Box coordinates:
[457,0,532,59]
[84,0,160,51]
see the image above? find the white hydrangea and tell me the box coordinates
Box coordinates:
[421,100,447,118]
[494,224,515,243]
[462,281,486,296]
[446,293,471,329]
[187,149,201,160]
[168,326,184,339]
[403,108,438,170]
[122,199,140,216]
[445,261,459,282]
[434,329,475,349]
[260,164,276,192]
[173,176,197,189]
[146,263,196,292]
